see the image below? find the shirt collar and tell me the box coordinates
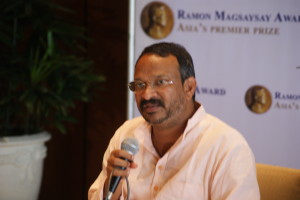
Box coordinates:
[182,102,206,139]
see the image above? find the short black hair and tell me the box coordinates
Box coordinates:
[136,42,196,100]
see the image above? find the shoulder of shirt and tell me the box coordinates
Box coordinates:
[112,116,146,139]
[121,116,146,129]
[203,113,249,145]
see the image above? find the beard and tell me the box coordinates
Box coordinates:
[139,96,185,127]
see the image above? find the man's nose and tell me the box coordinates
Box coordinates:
[140,84,157,100]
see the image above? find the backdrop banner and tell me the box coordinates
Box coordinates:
[129,0,300,169]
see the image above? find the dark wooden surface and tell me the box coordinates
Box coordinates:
[39,1,129,199]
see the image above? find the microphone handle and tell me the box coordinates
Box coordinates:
[108,173,123,194]
[106,158,128,199]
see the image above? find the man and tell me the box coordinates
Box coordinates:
[89,42,260,200]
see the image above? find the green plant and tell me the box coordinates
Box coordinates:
[0,0,104,136]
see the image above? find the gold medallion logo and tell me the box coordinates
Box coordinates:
[245,85,272,114]
[140,2,174,39]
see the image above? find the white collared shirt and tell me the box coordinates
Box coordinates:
[89,104,260,200]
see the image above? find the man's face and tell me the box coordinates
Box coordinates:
[134,54,187,128]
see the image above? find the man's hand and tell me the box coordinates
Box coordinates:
[106,149,138,176]
[103,149,138,200]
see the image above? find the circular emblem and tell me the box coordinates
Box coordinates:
[245,85,272,114]
[140,2,174,39]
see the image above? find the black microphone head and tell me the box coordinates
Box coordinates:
[121,137,139,155]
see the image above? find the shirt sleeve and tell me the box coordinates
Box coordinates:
[210,139,260,200]
[88,127,128,200]
[88,132,121,200]
[88,172,106,200]
[88,150,110,200]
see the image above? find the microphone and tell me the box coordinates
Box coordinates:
[105,138,139,200]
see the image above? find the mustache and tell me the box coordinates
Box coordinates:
[140,98,164,108]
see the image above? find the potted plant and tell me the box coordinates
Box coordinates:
[0,0,104,199]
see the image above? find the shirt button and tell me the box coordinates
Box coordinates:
[154,185,159,191]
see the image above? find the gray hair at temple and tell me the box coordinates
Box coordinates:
[136,42,196,100]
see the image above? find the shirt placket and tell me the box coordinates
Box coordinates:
[151,154,168,199]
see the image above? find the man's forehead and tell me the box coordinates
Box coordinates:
[134,54,180,80]
[136,54,178,67]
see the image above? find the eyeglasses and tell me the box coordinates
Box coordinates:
[128,79,174,93]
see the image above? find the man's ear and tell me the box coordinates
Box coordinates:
[183,77,197,100]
